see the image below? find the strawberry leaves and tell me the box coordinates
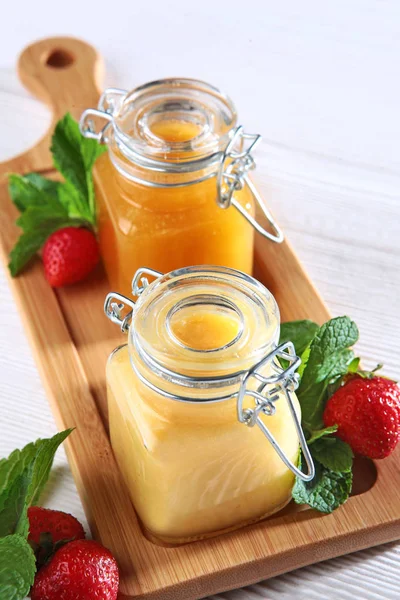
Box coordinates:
[8,113,106,277]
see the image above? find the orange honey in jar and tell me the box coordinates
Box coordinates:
[80,80,283,296]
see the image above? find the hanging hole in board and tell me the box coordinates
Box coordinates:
[45,49,75,69]
[350,455,378,496]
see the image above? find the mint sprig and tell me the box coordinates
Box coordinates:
[280,316,359,513]
[0,430,73,600]
[8,113,106,276]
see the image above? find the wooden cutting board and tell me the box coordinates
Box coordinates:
[0,36,399,600]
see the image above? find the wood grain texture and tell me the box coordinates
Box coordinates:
[0,40,400,600]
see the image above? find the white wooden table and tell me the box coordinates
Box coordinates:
[1,1,399,598]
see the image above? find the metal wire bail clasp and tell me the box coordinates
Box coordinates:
[217,126,284,244]
[237,341,315,482]
[131,267,163,297]
[104,267,163,333]
[79,88,128,143]
[104,293,135,333]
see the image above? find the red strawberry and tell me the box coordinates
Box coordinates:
[28,506,85,546]
[28,507,85,568]
[31,539,119,600]
[42,227,99,287]
[324,376,400,459]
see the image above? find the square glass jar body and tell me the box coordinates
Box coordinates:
[107,345,300,544]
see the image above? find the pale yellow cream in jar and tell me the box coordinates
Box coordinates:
[106,267,301,544]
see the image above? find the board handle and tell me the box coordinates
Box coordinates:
[18,37,103,122]
[0,37,105,173]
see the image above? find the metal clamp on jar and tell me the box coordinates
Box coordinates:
[80,79,284,297]
[104,265,314,545]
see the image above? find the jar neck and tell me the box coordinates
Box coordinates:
[133,368,240,425]
[107,130,223,188]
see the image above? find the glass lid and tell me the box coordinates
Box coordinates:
[104,79,238,166]
[128,266,280,383]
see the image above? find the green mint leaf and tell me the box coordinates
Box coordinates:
[0,469,32,538]
[51,113,88,198]
[8,174,60,212]
[8,174,58,212]
[23,173,60,199]
[0,444,38,505]
[314,348,355,384]
[8,228,52,276]
[298,317,359,429]
[297,343,311,378]
[310,437,353,473]
[80,128,107,218]
[0,535,36,600]
[58,180,93,224]
[51,113,106,224]
[307,425,338,444]
[298,358,354,432]
[279,320,319,356]
[16,203,68,230]
[0,430,73,540]
[26,429,73,506]
[292,456,352,513]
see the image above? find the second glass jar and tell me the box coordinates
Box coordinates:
[80,79,282,296]
[104,266,314,544]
